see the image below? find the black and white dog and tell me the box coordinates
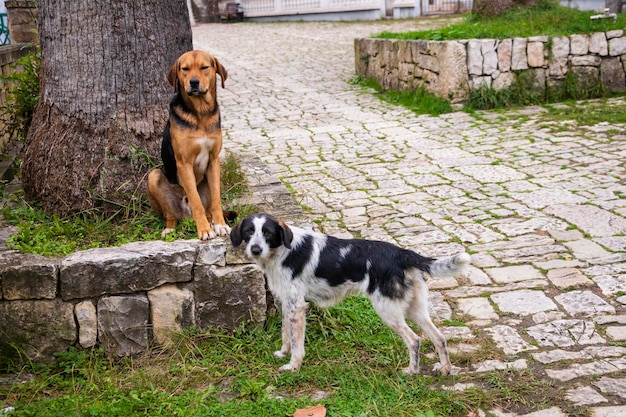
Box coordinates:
[230,213,470,375]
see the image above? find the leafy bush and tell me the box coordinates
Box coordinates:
[0,47,41,141]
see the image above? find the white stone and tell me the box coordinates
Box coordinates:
[593,275,626,295]
[544,204,626,237]
[491,290,557,316]
[570,34,590,55]
[594,376,626,399]
[473,358,527,373]
[566,386,608,406]
[609,36,626,56]
[527,319,605,347]
[527,41,544,67]
[467,39,483,75]
[482,39,498,75]
[456,297,498,320]
[565,239,611,260]
[148,285,195,346]
[486,265,543,284]
[75,300,97,348]
[497,39,512,72]
[591,405,626,417]
[484,325,537,354]
[511,38,528,70]
[589,32,608,55]
[555,290,616,316]
[606,326,626,341]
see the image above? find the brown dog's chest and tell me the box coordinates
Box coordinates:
[192,135,216,179]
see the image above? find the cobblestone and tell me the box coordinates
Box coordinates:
[193,18,626,417]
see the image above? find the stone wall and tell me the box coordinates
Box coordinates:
[354,29,626,104]
[0,239,266,361]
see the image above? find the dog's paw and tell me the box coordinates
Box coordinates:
[401,367,419,376]
[278,363,299,373]
[273,350,288,359]
[199,229,217,241]
[161,228,176,238]
[434,363,452,376]
[212,223,231,236]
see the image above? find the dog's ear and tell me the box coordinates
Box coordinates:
[166,58,179,92]
[278,220,293,249]
[230,221,243,247]
[215,58,228,89]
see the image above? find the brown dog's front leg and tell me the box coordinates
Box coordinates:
[177,164,214,240]
[206,152,230,236]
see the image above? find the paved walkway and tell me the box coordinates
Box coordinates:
[193,20,626,416]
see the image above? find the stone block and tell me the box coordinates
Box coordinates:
[194,264,266,331]
[570,34,590,55]
[602,57,626,92]
[60,240,199,300]
[0,251,58,300]
[0,299,76,362]
[148,284,195,346]
[497,38,512,72]
[482,39,498,75]
[511,38,528,70]
[549,36,570,77]
[555,290,615,316]
[467,39,483,75]
[492,71,515,90]
[527,41,545,67]
[491,289,557,316]
[546,268,592,289]
[590,32,608,55]
[98,295,150,357]
[609,37,626,56]
[436,40,468,103]
[75,300,97,348]
[571,55,601,66]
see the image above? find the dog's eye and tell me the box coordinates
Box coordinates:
[263,231,272,239]
[200,66,209,70]
[181,67,190,72]
[245,229,254,237]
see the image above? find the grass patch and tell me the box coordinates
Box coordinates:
[0,152,256,257]
[351,76,454,116]
[0,297,578,417]
[374,0,626,40]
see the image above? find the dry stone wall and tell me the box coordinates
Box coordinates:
[354,29,626,103]
[0,239,265,361]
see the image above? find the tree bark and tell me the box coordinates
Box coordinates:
[21,0,192,216]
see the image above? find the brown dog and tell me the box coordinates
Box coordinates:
[147,50,231,240]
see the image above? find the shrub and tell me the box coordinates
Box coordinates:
[0,47,41,141]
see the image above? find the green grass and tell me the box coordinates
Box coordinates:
[351,76,454,116]
[0,297,576,417]
[0,152,256,257]
[374,1,626,41]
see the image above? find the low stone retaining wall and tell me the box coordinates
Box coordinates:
[354,29,626,103]
[0,239,266,361]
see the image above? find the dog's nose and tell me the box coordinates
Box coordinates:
[189,78,200,89]
[250,245,262,256]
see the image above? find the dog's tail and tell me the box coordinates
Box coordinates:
[427,252,471,278]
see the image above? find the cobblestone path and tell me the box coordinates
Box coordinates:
[193,19,626,416]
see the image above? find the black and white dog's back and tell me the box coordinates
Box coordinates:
[230,213,470,375]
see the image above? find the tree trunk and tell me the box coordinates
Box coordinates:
[21,0,192,216]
